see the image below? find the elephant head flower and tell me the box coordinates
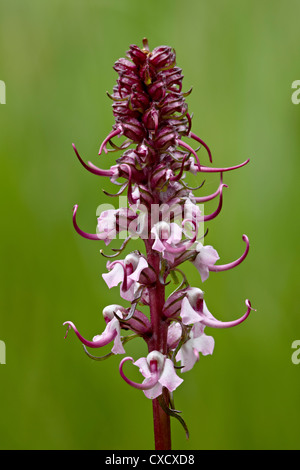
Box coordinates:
[64,38,254,450]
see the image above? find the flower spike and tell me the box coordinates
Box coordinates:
[65,39,253,449]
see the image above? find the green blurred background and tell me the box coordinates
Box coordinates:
[0,0,299,450]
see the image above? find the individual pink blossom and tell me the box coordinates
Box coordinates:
[63,304,126,354]
[151,221,183,262]
[180,292,254,329]
[102,252,149,301]
[119,351,183,399]
[97,208,137,245]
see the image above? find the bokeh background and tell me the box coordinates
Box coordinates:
[0,0,299,450]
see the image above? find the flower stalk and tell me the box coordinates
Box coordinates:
[64,38,254,450]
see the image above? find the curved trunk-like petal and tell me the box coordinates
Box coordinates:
[201,184,227,222]
[208,235,249,272]
[63,321,117,348]
[98,127,122,155]
[170,155,188,182]
[73,205,101,240]
[196,159,250,173]
[189,132,212,163]
[199,299,254,329]
[177,139,201,171]
[72,144,114,177]
[193,174,224,203]
[119,357,160,390]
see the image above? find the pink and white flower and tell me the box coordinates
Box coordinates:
[119,350,183,399]
[63,304,127,354]
[180,289,254,329]
[151,221,183,262]
[97,208,137,245]
[102,252,149,301]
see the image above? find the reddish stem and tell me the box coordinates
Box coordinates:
[152,389,171,450]
[145,240,171,450]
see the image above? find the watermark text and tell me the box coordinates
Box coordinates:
[291,340,300,364]
[291,80,300,104]
[0,80,6,104]
[0,340,6,364]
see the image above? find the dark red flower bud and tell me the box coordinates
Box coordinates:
[150,46,176,70]
[113,101,140,120]
[158,67,183,91]
[154,126,177,150]
[127,44,148,66]
[142,105,159,131]
[147,79,166,101]
[130,87,150,111]
[118,71,142,94]
[121,118,146,142]
[113,58,137,74]
[160,97,186,117]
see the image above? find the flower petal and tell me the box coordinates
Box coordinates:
[134,357,152,379]
[143,381,163,400]
[193,244,220,282]
[180,297,201,325]
[128,256,148,282]
[193,333,215,356]
[159,358,183,392]
[167,223,182,244]
[176,339,198,373]
[102,263,124,288]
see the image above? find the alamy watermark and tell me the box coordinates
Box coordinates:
[0,340,6,364]
[94,196,205,247]
[0,80,6,104]
[291,340,300,365]
[291,80,300,105]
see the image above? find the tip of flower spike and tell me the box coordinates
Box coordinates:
[142,38,149,51]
